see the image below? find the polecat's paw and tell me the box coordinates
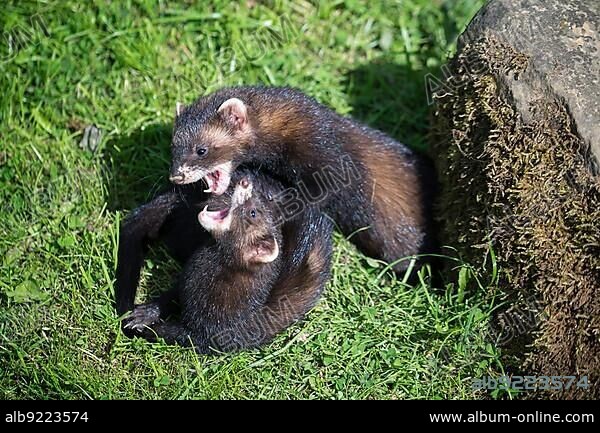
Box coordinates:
[124,302,161,332]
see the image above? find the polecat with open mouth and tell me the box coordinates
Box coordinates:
[169,86,435,272]
[124,171,333,353]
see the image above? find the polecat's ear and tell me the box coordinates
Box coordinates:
[245,237,279,264]
[217,98,248,130]
[175,101,185,117]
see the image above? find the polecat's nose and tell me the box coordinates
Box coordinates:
[170,174,185,184]
[240,178,250,188]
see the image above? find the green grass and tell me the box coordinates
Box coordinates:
[0,0,504,399]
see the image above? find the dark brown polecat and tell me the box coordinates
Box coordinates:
[169,86,435,272]
[123,170,333,353]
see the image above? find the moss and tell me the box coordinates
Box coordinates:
[433,36,600,399]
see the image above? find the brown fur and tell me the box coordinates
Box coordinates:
[254,104,313,147]
[259,222,332,338]
[201,125,237,148]
[355,143,425,264]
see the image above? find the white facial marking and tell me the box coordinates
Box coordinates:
[176,164,206,185]
[203,125,233,149]
[232,179,253,206]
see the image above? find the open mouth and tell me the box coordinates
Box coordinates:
[197,177,253,233]
[198,205,232,232]
[203,162,233,195]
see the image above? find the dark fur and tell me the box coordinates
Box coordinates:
[172,86,436,272]
[120,171,333,353]
[114,183,210,316]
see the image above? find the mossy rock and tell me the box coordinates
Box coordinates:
[432,0,600,398]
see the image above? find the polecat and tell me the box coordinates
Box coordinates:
[169,86,435,272]
[124,171,333,353]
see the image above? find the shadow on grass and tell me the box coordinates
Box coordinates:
[344,61,432,152]
[104,123,173,212]
[344,0,473,151]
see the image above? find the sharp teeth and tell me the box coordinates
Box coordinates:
[203,174,213,193]
[198,205,208,225]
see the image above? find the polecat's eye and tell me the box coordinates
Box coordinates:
[197,147,207,157]
[250,209,256,218]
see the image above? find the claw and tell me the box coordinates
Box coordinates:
[123,302,161,331]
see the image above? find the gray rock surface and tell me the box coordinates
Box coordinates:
[460,0,600,171]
